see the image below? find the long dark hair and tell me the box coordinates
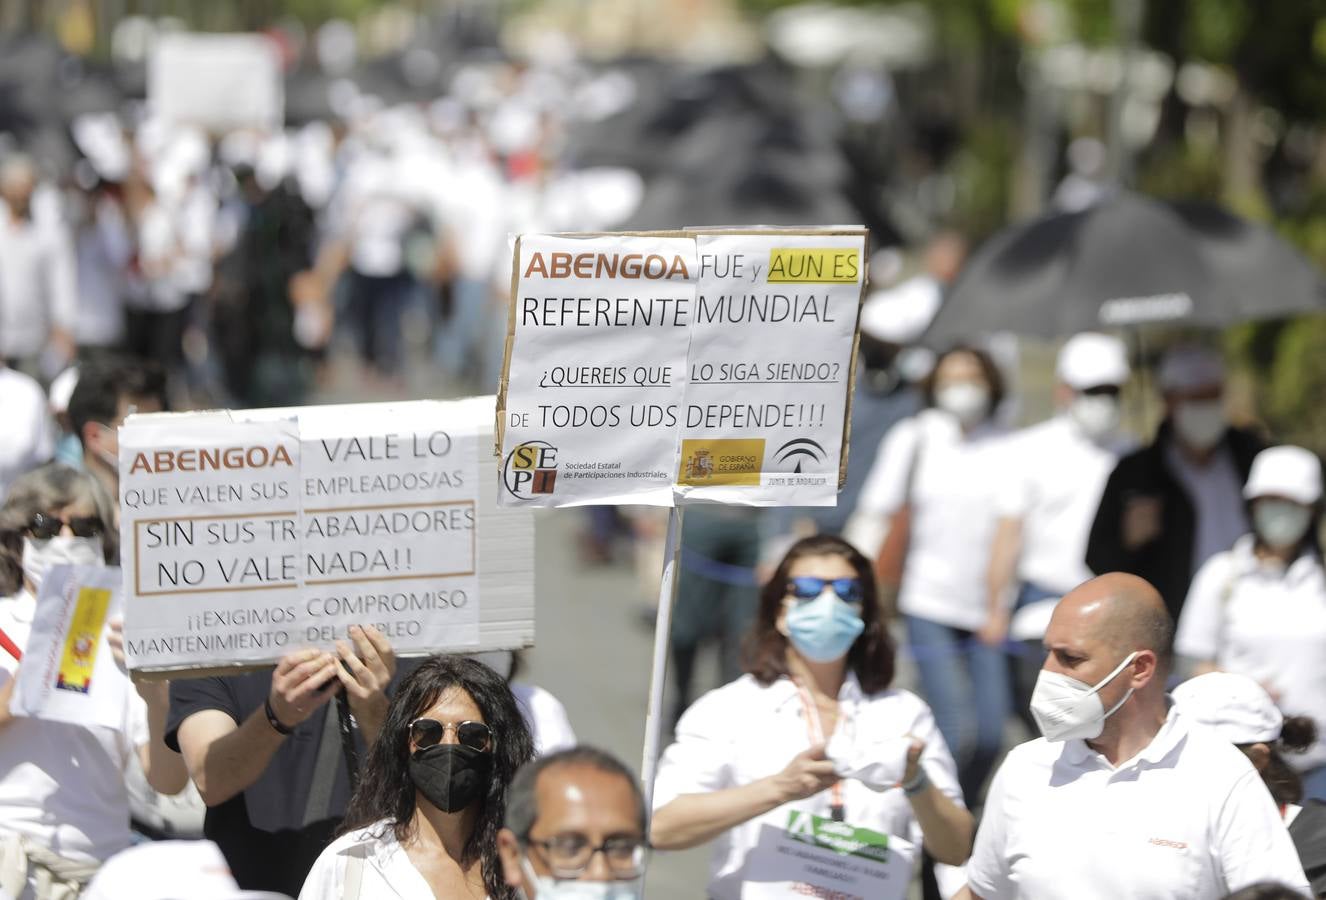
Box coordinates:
[342,655,534,900]
[1254,714,1317,807]
[742,534,895,694]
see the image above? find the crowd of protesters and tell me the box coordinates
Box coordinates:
[0,51,1324,900]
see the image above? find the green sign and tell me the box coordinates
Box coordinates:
[784,810,891,864]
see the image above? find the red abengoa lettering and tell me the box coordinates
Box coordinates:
[128,445,295,474]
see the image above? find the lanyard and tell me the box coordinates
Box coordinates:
[794,681,845,821]
[0,626,20,662]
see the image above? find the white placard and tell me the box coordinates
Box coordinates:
[741,809,912,900]
[149,33,283,131]
[120,397,533,675]
[11,565,128,730]
[497,229,866,508]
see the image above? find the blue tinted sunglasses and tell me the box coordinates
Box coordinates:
[787,576,863,603]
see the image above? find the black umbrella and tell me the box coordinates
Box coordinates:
[925,191,1326,344]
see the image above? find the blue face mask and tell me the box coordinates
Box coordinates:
[785,590,865,662]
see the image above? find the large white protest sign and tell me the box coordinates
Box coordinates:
[497,229,866,508]
[121,397,533,675]
[11,565,129,731]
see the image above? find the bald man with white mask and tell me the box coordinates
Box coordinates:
[962,573,1309,900]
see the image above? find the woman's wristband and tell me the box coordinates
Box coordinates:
[901,766,930,797]
[264,697,294,736]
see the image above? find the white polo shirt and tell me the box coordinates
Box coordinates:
[0,590,148,867]
[849,409,1010,630]
[996,416,1135,596]
[1176,536,1326,771]
[967,705,1310,899]
[653,673,965,900]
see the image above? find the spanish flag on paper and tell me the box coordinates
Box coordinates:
[55,587,111,694]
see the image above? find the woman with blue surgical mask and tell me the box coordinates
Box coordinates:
[651,535,973,900]
[1176,445,1326,802]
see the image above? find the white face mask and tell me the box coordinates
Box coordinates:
[1172,400,1226,451]
[519,858,643,900]
[22,535,105,594]
[1253,500,1315,550]
[1069,393,1121,440]
[935,382,990,426]
[1029,651,1139,742]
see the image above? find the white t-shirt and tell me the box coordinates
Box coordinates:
[299,820,459,900]
[0,367,54,499]
[966,705,1310,899]
[653,673,965,900]
[0,591,148,866]
[0,203,78,358]
[997,416,1134,596]
[511,683,576,756]
[1164,442,1249,578]
[1175,536,1326,770]
[849,409,1010,630]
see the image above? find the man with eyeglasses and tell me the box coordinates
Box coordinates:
[498,746,648,899]
[981,332,1136,731]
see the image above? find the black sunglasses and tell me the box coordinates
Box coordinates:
[408,718,494,752]
[787,576,863,603]
[25,512,104,540]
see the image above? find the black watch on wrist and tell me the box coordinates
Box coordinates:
[264,697,294,736]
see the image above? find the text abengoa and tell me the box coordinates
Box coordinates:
[496,229,868,508]
[118,397,535,677]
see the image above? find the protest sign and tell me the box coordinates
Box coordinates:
[120,396,534,676]
[149,33,283,131]
[496,229,866,508]
[11,565,129,731]
[741,809,912,900]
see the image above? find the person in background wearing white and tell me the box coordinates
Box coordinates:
[1174,672,1326,897]
[1087,344,1263,621]
[846,345,1012,802]
[961,573,1309,899]
[1175,445,1326,802]
[982,333,1136,733]
[0,364,53,500]
[0,464,188,900]
[468,651,576,757]
[652,535,973,900]
[0,154,78,379]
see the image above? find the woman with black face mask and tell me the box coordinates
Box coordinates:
[299,656,534,899]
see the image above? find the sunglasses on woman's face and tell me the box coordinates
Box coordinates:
[408,718,494,752]
[25,512,104,540]
[787,576,863,603]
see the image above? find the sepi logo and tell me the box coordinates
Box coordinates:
[503,441,559,498]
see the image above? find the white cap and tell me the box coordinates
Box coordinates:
[1056,332,1130,389]
[1173,672,1283,744]
[82,840,291,900]
[1157,344,1225,393]
[858,276,942,344]
[1243,445,1323,505]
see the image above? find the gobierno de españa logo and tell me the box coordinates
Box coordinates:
[503,441,559,499]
